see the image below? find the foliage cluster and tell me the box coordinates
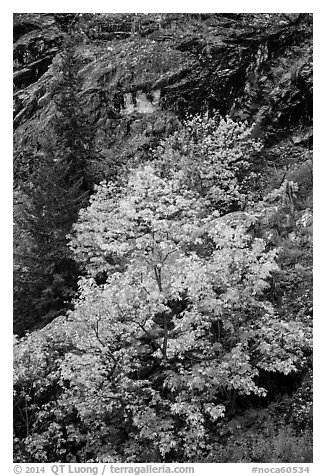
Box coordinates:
[152,114,263,214]
[14,122,312,460]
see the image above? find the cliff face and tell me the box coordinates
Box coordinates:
[14,13,312,187]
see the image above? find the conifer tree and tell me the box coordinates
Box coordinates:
[52,34,96,190]
[14,147,87,334]
[14,34,97,334]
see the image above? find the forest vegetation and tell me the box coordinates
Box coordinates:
[13,13,313,463]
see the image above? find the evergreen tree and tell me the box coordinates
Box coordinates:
[14,147,87,334]
[52,34,97,190]
[14,34,97,335]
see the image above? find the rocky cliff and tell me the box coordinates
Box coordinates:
[14,13,312,190]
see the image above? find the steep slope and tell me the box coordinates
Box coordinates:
[14,13,312,186]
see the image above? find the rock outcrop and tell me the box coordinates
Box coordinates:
[13,13,312,187]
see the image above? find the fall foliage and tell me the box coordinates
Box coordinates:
[13,13,312,463]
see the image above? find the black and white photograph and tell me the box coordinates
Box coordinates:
[12,7,314,469]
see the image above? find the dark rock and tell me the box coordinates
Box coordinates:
[13,54,54,88]
[13,14,63,92]
[13,13,312,186]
